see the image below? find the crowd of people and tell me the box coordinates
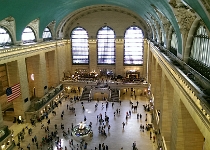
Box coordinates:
[11,86,156,150]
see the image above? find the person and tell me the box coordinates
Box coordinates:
[17,142,20,149]
[36,142,38,149]
[108,125,111,131]
[122,122,125,129]
[132,142,136,150]
[27,143,30,150]
[153,135,156,143]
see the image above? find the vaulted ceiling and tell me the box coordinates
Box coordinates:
[0,0,209,43]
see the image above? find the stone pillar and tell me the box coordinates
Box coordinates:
[46,51,59,88]
[149,54,156,94]
[171,93,204,150]
[0,105,3,128]
[26,54,47,98]
[67,40,72,73]
[33,53,48,97]
[7,59,30,117]
[142,39,149,79]
[159,74,174,150]
[153,64,162,110]
[115,39,124,76]
[56,41,68,81]
[89,40,97,72]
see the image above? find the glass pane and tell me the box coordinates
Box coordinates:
[42,27,52,40]
[71,27,89,64]
[22,27,36,43]
[97,26,115,64]
[124,26,144,65]
[190,25,210,66]
[0,27,12,46]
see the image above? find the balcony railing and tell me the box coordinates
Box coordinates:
[33,84,63,111]
[151,43,210,130]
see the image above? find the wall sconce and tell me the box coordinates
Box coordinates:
[31,74,34,81]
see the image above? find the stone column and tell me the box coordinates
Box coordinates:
[142,39,149,79]
[89,40,97,72]
[7,59,30,117]
[56,41,68,81]
[0,105,3,128]
[33,53,48,97]
[115,39,124,76]
[149,54,156,94]
[159,74,174,150]
[171,92,204,150]
[67,40,72,73]
[46,50,59,88]
[153,63,162,110]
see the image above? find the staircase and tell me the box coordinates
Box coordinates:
[80,88,90,101]
[111,89,119,102]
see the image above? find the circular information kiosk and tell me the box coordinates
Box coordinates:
[72,121,93,141]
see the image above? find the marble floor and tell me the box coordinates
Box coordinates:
[4,91,157,150]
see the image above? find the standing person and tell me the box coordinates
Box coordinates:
[108,125,111,131]
[150,131,152,140]
[17,142,20,149]
[27,143,30,150]
[136,101,139,106]
[153,135,156,143]
[32,138,34,144]
[36,142,38,149]
[122,122,125,129]
[84,142,87,149]
[99,143,101,150]
[132,142,136,150]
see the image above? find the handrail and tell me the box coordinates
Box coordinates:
[27,84,63,111]
[150,43,210,131]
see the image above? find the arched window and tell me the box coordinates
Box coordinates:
[97,26,115,64]
[161,30,165,46]
[22,27,36,44]
[42,27,52,41]
[190,25,210,66]
[171,32,178,49]
[0,27,12,47]
[124,26,144,65]
[71,27,89,64]
[170,32,178,56]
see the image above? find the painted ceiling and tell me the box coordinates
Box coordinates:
[0,0,209,54]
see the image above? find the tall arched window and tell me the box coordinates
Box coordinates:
[71,27,89,64]
[97,26,115,64]
[190,25,210,66]
[22,27,36,44]
[0,27,12,47]
[124,26,144,65]
[42,27,52,41]
[161,30,165,46]
[170,31,178,56]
